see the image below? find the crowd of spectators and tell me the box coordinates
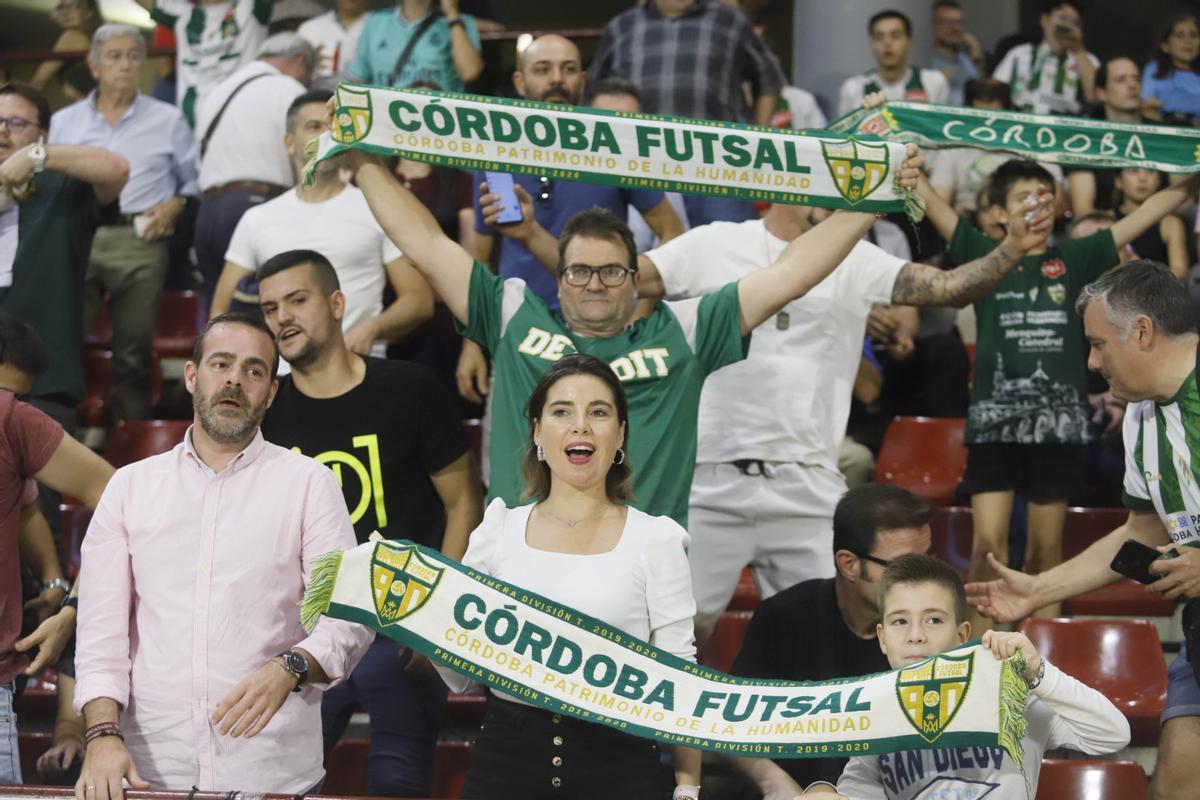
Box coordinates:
[4,0,1200,798]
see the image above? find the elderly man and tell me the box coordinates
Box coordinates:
[966,261,1200,800]
[50,24,199,423]
[194,33,312,307]
[73,312,372,798]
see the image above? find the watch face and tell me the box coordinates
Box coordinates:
[283,651,308,675]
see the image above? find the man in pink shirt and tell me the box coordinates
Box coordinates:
[73,312,372,798]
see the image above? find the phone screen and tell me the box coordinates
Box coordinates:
[484,172,523,225]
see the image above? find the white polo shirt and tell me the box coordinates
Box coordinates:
[647,219,906,470]
[837,66,950,117]
[196,61,305,191]
[225,184,402,358]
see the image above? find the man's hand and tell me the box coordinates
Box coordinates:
[964,553,1044,623]
[456,339,490,404]
[1141,96,1164,122]
[862,91,887,111]
[981,630,1043,680]
[0,144,37,191]
[866,305,901,343]
[25,584,68,623]
[1056,21,1086,54]
[1089,391,1126,438]
[897,143,921,191]
[343,319,378,355]
[479,181,536,240]
[39,735,85,779]
[1004,185,1054,252]
[1148,545,1200,600]
[15,605,76,675]
[75,737,149,800]
[139,197,185,242]
[211,659,296,738]
[758,770,804,800]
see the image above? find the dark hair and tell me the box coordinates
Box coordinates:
[257,248,340,294]
[520,354,633,503]
[986,159,1056,209]
[1041,0,1082,17]
[964,78,1013,109]
[0,82,51,131]
[1076,260,1199,338]
[286,88,333,131]
[1151,15,1200,81]
[0,311,49,379]
[557,208,638,272]
[1096,55,1138,91]
[191,312,281,379]
[879,554,968,623]
[832,484,933,561]
[1111,168,1162,210]
[869,10,911,37]
[933,0,962,11]
[586,77,641,106]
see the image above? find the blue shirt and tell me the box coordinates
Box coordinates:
[472,174,665,305]
[347,9,481,91]
[1141,63,1200,120]
[49,92,199,214]
[930,50,979,106]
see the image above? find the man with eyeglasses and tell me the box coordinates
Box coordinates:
[456,34,683,405]
[725,484,933,799]
[49,24,199,424]
[0,81,126,507]
[342,135,923,528]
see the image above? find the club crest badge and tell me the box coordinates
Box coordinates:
[334,87,374,145]
[370,541,444,626]
[822,138,890,205]
[1041,258,1066,280]
[896,650,974,744]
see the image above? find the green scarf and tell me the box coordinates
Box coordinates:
[302,539,1029,763]
[827,101,1200,172]
[307,85,923,218]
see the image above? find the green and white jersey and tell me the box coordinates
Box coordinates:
[152,0,271,127]
[461,261,749,528]
[1122,367,1200,547]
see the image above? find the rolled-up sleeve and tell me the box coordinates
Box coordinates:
[74,470,135,713]
[294,468,373,686]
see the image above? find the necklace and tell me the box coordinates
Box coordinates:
[537,503,609,528]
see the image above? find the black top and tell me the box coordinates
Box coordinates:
[730,578,890,788]
[262,357,469,547]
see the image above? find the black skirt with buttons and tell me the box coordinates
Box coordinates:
[460,695,675,800]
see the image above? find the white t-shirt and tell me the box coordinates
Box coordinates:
[837,67,950,117]
[835,661,1130,799]
[647,219,906,470]
[152,0,270,124]
[438,499,697,699]
[297,10,366,82]
[993,42,1099,115]
[225,185,401,358]
[780,85,828,130]
[931,148,1066,212]
[196,61,305,190]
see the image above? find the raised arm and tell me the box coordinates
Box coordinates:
[915,169,964,243]
[0,144,128,208]
[344,256,435,353]
[344,151,474,323]
[442,1,483,83]
[1110,173,1200,250]
[889,186,1055,307]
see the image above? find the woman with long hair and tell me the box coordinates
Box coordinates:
[1142,14,1200,124]
[444,353,702,800]
[31,0,103,92]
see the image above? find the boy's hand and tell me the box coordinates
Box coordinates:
[862,91,887,111]
[1005,186,1054,252]
[981,630,1042,683]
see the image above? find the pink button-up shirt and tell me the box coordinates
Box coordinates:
[74,428,372,793]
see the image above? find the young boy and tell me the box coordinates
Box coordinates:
[917,161,1200,628]
[805,554,1129,798]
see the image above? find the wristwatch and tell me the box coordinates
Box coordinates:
[28,142,47,174]
[60,595,78,611]
[43,578,71,594]
[276,650,309,692]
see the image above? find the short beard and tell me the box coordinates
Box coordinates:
[194,385,267,445]
[285,337,321,370]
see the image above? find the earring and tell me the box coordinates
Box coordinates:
[536,443,544,462]
[613,448,625,465]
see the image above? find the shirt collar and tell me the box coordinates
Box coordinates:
[183,425,267,477]
[643,1,705,20]
[85,89,143,124]
[395,5,434,25]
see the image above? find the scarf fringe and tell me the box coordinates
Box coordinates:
[998,652,1031,768]
[299,549,344,633]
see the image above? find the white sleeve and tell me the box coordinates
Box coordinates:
[837,77,862,118]
[1121,405,1152,505]
[928,70,951,105]
[645,226,706,298]
[845,241,906,305]
[835,756,888,799]
[224,210,258,270]
[1037,661,1132,754]
[992,47,1019,83]
[642,518,697,663]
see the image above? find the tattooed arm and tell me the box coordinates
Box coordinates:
[889,186,1055,308]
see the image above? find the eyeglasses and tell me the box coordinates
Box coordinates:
[558,264,638,287]
[0,117,36,133]
[536,175,553,207]
[857,553,893,569]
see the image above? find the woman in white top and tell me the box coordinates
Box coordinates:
[448,353,702,800]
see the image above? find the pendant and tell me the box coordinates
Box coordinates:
[776,311,790,331]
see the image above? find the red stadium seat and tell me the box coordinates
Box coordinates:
[86,304,112,350]
[17,731,52,784]
[875,417,967,506]
[154,291,207,359]
[431,740,472,799]
[929,506,972,576]
[13,669,58,720]
[727,568,760,612]
[1020,618,1167,746]
[324,738,471,798]
[697,612,751,674]
[78,350,164,428]
[462,419,482,481]
[1035,759,1147,800]
[1060,506,1174,616]
[1061,507,1128,559]
[103,420,190,468]
[964,343,976,386]
[59,503,93,580]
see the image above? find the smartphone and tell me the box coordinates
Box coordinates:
[484,171,523,225]
[1109,538,1165,585]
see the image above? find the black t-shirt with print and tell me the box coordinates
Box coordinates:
[262,357,468,547]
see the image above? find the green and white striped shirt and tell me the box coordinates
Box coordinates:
[1123,370,1200,545]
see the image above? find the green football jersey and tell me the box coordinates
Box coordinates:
[947,219,1118,445]
[461,261,748,527]
[1122,366,1200,548]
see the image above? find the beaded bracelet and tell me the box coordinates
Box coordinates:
[84,722,124,744]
